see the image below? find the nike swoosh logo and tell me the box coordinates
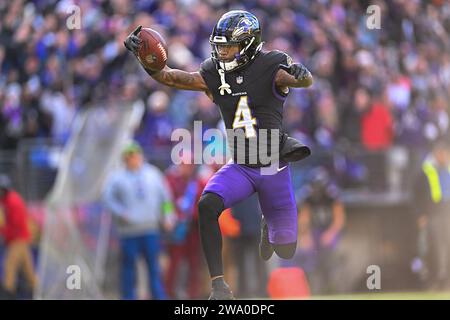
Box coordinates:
[277,166,287,172]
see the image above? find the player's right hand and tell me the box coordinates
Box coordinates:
[124,25,142,55]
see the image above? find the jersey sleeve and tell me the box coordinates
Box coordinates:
[265,50,293,98]
[268,50,292,67]
[199,58,217,93]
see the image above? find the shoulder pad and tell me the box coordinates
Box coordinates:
[199,58,216,74]
[262,50,292,65]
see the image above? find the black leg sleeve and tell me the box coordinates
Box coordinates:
[198,192,225,278]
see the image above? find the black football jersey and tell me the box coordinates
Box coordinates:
[199,50,291,167]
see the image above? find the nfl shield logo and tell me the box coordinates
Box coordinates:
[236,76,243,84]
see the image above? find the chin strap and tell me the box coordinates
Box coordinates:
[218,68,232,95]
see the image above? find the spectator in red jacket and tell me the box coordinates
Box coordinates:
[361,98,394,151]
[361,94,394,191]
[0,174,37,298]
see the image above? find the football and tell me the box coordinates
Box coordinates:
[137,28,168,72]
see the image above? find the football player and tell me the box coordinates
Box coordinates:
[125,10,313,300]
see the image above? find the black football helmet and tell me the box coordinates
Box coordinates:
[210,10,263,72]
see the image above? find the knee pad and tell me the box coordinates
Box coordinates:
[274,242,297,259]
[198,192,225,220]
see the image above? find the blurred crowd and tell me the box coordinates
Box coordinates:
[1,0,449,157]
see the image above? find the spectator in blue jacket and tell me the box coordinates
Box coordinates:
[103,141,175,300]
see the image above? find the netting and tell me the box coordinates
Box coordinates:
[34,103,143,299]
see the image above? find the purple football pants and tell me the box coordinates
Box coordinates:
[203,161,298,245]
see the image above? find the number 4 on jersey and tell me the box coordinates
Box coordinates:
[232,96,257,138]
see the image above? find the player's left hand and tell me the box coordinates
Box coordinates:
[279,63,311,80]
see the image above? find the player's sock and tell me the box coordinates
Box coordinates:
[198,192,225,278]
[259,217,274,260]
